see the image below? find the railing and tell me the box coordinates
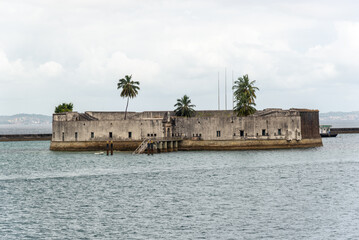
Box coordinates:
[133,138,150,154]
[144,137,183,142]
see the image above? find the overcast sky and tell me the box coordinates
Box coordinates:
[1,0,359,115]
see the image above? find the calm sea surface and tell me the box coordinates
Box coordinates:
[1,135,359,239]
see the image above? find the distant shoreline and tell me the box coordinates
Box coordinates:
[0,134,52,142]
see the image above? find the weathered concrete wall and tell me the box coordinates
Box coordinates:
[174,111,301,141]
[296,110,320,139]
[50,138,322,151]
[52,119,164,142]
[179,138,322,150]
[50,141,141,151]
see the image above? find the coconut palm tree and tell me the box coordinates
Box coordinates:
[174,95,196,117]
[117,75,140,120]
[232,74,259,116]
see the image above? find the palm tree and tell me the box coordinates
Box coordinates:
[54,103,74,113]
[117,75,140,120]
[232,74,259,116]
[174,95,196,117]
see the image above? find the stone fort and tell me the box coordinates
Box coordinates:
[50,108,322,151]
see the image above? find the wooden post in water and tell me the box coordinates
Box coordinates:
[106,141,109,156]
[157,141,162,153]
[110,141,113,155]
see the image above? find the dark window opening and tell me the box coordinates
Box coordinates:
[278,129,281,135]
[216,131,221,137]
[109,132,112,138]
[62,132,64,141]
[75,132,78,141]
[147,134,150,137]
[233,133,236,136]
[91,132,94,138]
[196,134,198,137]
[53,132,55,139]
[154,134,157,137]
[199,133,202,137]
[240,130,244,137]
[262,129,266,136]
[128,132,132,138]
[193,134,195,137]
[256,133,259,136]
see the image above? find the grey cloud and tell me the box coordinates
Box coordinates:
[1,0,359,114]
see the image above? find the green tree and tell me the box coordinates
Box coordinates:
[174,95,196,117]
[232,74,259,116]
[117,74,140,120]
[54,103,74,113]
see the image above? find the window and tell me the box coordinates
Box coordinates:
[147,134,150,137]
[154,134,157,137]
[62,132,64,141]
[151,134,153,137]
[216,131,221,137]
[53,132,55,139]
[109,132,112,138]
[240,130,244,137]
[75,132,78,141]
[262,129,266,136]
[128,132,132,138]
[91,132,94,138]
[193,134,195,137]
[278,129,281,136]
[199,133,202,137]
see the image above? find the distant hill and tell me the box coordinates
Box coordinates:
[320,111,359,121]
[319,111,359,127]
[1,111,358,126]
[0,114,52,125]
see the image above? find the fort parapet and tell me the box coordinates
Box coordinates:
[50,109,322,151]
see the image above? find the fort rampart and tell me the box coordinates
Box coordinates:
[50,109,322,151]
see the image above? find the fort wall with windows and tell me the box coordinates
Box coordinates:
[50,109,322,151]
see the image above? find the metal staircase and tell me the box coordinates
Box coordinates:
[133,138,150,154]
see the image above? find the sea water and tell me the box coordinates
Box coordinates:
[1,135,359,239]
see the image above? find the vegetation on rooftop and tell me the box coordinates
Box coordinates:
[54,103,74,113]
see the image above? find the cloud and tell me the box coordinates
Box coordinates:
[38,61,63,77]
[1,0,359,114]
[0,49,24,78]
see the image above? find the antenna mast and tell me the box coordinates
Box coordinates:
[225,68,227,110]
[232,70,234,109]
[218,71,220,110]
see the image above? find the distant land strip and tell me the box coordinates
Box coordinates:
[0,134,52,141]
[331,128,359,134]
